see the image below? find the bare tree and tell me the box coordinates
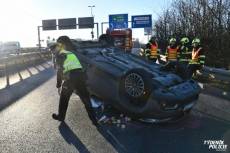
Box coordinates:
[154,0,230,68]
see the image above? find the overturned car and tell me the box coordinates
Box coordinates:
[70,38,201,122]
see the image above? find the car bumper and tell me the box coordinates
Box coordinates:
[139,80,200,119]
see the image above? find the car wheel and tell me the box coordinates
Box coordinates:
[119,68,153,109]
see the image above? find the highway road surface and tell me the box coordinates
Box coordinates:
[0,61,229,153]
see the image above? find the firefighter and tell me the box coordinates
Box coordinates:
[52,36,97,125]
[165,38,179,62]
[161,38,179,70]
[179,37,191,64]
[177,37,191,78]
[140,36,159,62]
[186,38,205,79]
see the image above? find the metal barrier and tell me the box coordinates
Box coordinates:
[200,66,230,82]
[159,54,230,82]
[20,47,48,53]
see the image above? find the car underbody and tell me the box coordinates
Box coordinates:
[71,40,201,123]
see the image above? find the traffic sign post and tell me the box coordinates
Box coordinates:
[38,17,99,49]
[131,15,152,28]
[109,14,128,30]
[78,17,94,29]
[144,27,152,40]
[144,27,152,36]
[42,19,57,31]
[58,18,77,30]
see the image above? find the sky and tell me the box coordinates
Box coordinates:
[0,0,172,47]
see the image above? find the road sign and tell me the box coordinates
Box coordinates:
[42,19,57,30]
[58,18,76,30]
[109,14,128,29]
[132,15,152,28]
[78,17,94,29]
[144,27,152,35]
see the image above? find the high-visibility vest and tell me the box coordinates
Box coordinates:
[149,43,158,59]
[60,50,82,74]
[166,46,178,61]
[190,47,205,64]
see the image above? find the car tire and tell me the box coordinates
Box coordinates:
[118,68,154,116]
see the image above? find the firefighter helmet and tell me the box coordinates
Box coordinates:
[180,37,189,44]
[192,38,201,45]
[169,38,176,44]
[150,36,156,42]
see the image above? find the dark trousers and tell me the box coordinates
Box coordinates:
[58,70,97,124]
[161,61,189,79]
[177,62,188,79]
[161,61,178,71]
[186,64,201,79]
[149,58,157,62]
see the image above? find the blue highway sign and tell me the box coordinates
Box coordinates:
[109,14,128,29]
[132,15,152,28]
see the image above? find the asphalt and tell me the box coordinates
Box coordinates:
[0,61,229,153]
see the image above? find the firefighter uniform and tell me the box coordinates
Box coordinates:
[139,36,159,62]
[177,37,191,78]
[178,37,191,63]
[161,38,179,71]
[145,42,160,62]
[139,48,145,57]
[186,38,205,79]
[179,45,191,63]
[166,45,179,62]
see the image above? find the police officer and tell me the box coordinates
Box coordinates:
[186,38,205,79]
[52,36,97,124]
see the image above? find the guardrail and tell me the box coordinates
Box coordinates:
[20,47,48,53]
[160,55,230,82]
[159,54,230,82]
[0,51,51,79]
[200,66,230,82]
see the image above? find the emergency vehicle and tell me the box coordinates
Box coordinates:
[106,28,132,52]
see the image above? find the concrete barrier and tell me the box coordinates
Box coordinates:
[0,52,51,77]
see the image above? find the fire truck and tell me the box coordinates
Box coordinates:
[106,28,132,52]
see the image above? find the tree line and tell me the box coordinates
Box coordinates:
[153,0,230,68]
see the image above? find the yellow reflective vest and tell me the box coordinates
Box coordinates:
[60,50,82,74]
[166,46,179,61]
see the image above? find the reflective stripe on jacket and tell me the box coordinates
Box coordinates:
[166,46,179,61]
[139,48,145,57]
[179,46,191,62]
[190,47,205,65]
[149,43,158,59]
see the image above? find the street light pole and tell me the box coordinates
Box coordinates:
[88,5,95,40]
